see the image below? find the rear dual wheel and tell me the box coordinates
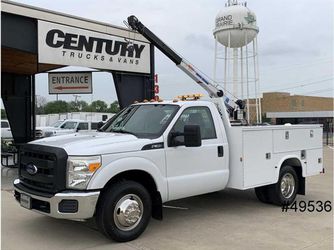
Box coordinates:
[255,165,299,206]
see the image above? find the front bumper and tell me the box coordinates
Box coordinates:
[14,179,100,219]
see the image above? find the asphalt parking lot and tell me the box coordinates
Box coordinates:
[1,147,333,250]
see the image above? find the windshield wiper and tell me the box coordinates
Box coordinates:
[112,129,137,137]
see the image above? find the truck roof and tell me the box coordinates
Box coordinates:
[133,99,212,107]
[61,119,100,123]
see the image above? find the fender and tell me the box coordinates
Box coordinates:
[274,154,306,183]
[87,156,168,202]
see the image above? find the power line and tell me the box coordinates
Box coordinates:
[268,78,333,92]
[260,57,332,73]
[297,88,334,96]
[250,77,333,96]
[259,74,333,89]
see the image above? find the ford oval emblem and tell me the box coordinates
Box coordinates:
[26,163,38,175]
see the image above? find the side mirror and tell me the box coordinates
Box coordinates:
[97,122,104,130]
[184,125,201,147]
[76,128,80,132]
[168,125,202,147]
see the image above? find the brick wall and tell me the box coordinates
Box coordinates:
[247,92,334,123]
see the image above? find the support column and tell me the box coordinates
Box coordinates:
[1,73,35,143]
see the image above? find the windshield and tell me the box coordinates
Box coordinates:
[102,104,179,138]
[60,121,78,129]
[1,121,9,128]
[52,120,64,128]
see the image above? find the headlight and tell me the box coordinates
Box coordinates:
[45,131,55,137]
[67,155,102,189]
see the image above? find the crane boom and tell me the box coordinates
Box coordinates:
[127,15,243,117]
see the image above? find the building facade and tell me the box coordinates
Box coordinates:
[248,92,333,133]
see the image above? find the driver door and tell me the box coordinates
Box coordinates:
[164,106,228,201]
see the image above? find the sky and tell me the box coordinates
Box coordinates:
[12,0,334,105]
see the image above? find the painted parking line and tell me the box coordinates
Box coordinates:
[163,205,189,210]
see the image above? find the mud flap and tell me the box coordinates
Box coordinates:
[152,191,163,220]
[298,176,305,195]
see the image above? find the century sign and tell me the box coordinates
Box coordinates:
[48,72,92,94]
[38,20,151,74]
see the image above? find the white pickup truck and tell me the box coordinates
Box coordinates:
[1,119,13,139]
[14,99,323,242]
[13,16,324,242]
[35,119,101,138]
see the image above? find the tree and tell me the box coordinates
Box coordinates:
[108,101,120,113]
[36,96,47,107]
[1,109,7,119]
[35,96,48,114]
[69,100,88,112]
[44,101,69,114]
[88,100,108,112]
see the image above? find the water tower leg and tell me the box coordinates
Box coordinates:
[245,33,250,124]
[233,48,238,98]
[224,46,227,91]
[226,31,231,92]
[253,40,259,124]
[213,38,218,82]
[255,38,262,123]
[240,47,244,101]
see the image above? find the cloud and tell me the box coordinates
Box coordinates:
[260,39,321,58]
[184,34,214,50]
[12,0,334,99]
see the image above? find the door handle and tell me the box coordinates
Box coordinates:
[218,146,224,157]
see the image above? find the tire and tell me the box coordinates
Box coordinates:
[268,165,299,206]
[96,180,152,242]
[255,185,271,204]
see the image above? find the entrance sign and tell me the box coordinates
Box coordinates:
[48,72,92,94]
[38,21,151,74]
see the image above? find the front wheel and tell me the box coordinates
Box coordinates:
[268,165,299,206]
[96,180,152,242]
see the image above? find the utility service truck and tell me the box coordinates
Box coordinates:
[14,16,324,242]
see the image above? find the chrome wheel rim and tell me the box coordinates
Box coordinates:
[280,173,295,199]
[113,194,143,231]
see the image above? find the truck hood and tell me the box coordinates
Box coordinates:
[36,126,55,131]
[30,131,152,155]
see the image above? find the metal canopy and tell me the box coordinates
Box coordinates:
[1,0,151,74]
[1,0,155,143]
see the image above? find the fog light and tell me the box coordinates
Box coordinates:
[58,200,78,213]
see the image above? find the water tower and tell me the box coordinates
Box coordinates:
[213,0,261,124]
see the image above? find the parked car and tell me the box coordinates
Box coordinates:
[35,119,101,138]
[1,120,13,139]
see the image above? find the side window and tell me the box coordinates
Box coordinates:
[1,121,9,128]
[91,122,99,130]
[61,122,77,129]
[172,107,216,140]
[77,122,88,130]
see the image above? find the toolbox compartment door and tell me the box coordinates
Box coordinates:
[243,130,275,187]
[273,127,322,153]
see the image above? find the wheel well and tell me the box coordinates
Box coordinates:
[102,170,163,220]
[281,158,305,195]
